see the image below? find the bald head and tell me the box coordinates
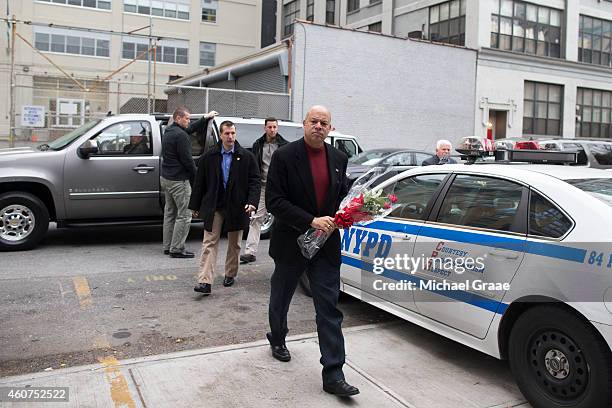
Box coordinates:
[303,105,332,149]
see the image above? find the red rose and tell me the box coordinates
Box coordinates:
[388,194,398,203]
[383,202,391,209]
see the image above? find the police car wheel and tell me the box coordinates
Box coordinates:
[508,306,612,408]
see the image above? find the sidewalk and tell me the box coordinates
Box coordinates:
[0,323,530,408]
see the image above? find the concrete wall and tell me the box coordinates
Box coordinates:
[291,22,477,151]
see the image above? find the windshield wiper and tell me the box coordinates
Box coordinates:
[37,144,50,151]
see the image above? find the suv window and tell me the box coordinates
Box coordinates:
[529,191,572,238]
[590,143,612,165]
[92,121,152,155]
[437,175,522,232]
[384,174,446,221]
[335,139,357,158]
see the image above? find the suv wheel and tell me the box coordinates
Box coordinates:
[509,305,612,408]
[0,192,49,251]
[259,212,274,240]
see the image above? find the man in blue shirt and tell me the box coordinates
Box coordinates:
[189,121,261,295]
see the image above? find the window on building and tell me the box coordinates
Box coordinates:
[523,81,563,136]
[123,0,190,20]
[201,0,217,22]
[37,0,111,10]
[306,0,314,22]
[122,38,188,64]
[200,42,216,66]
[326,0,335,24]
[429,0,466,45]
[491,0,562,58]
[576,88,612,139]
[579,15,612,67]
[368,22,382,33]
[34,27,111,58]
[347,0,359,13]
[283,1,299,38]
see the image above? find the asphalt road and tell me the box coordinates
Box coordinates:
[0,224,394,377]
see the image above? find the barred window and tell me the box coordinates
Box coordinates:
[347,0,359,13]
[283,1,299,38]
[576,88,612,139]
[37,0,111,10]
[199,42,216,66]
[579,15,612,68]
[124,0,190,20]
[491,0,562,58]
[429,0,466,46]
[326,0,335,24]
[201,0,218,23]
[34,27,110,57]
[523,81,563,136]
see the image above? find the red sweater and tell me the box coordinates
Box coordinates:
[305,142,329,212]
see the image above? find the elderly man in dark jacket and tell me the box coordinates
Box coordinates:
[161,107,217,258]
[189,120,260,295]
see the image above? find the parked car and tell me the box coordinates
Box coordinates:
[495,137,612,169]
[337,148,612,408]
[347,148,434,184]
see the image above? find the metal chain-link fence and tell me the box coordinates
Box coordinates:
[3,74,291,144]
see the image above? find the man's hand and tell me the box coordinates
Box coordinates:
[204,110,219,119]
[192,210,200,218]
[311,216,336,233]
[244,204,256,214]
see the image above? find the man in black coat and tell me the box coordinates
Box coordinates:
[239,117,289,264]
[189,120,260,295]
[265,105,360,397]
[161,107,217,258]
[422,139,457,165]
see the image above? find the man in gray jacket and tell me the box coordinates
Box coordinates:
[161,107,217,258]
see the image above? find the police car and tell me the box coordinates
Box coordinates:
[339,139,612,408]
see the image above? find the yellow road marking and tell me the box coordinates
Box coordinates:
[98,356,137,408]
[72,276,92,309]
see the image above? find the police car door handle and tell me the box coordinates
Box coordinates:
[401,234,412,241]
[488,249,520,259]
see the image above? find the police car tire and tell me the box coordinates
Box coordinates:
[0,192,49,251]
[508,305,612,408]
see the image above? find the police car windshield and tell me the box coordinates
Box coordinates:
[567,178,612,206]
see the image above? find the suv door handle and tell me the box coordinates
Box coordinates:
[132,165,155,174]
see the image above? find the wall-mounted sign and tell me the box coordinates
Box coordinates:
[21,105,45,128]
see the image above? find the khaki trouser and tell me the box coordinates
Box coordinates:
[244,187,267,256]
[198,211,243,284]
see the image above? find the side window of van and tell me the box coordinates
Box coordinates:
[335,139,357,158]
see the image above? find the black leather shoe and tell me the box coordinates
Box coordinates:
[271,344,291,362]
[163,249,170,255]
[223,276,235,287]
[323,380,360,397]
[193,283,211,295]
[239,254,256,264]
[170,250,194,258]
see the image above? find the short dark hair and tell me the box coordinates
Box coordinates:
[219,120,235,133]
[172,107,189,120]
[264,117,278,126]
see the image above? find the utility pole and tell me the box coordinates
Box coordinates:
[146,14,152,114]
[8,15,16,148]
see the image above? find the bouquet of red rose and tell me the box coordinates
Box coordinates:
[297,188,398,259]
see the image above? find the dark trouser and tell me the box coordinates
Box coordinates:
[268,256,345,384]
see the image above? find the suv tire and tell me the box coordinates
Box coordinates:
[508,305,612,408]
[0,192,49,251]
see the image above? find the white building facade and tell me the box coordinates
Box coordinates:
[279,0,612,140]
[1,0,261,139]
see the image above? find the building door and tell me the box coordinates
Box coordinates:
[488,110,508,140]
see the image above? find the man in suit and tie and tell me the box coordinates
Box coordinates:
[265,105,359,397]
